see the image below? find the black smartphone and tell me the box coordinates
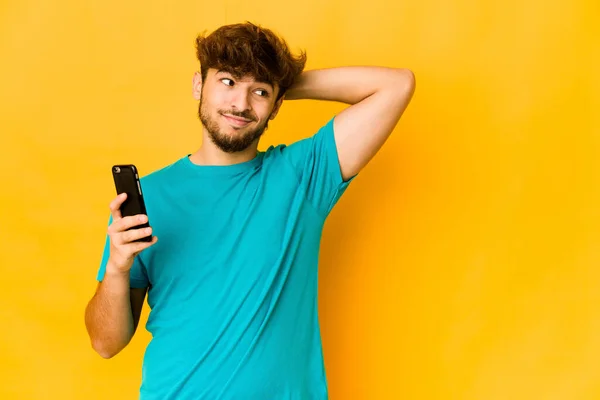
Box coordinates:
[111,164,152,242]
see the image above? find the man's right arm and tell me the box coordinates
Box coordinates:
[85,192,157,359]
[84,262,147,359]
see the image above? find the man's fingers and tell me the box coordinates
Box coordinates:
[113,214,148,233]
[120,226,153,244]
[130,236,158,257]
[109,193,127,220]
[131,235,158,253]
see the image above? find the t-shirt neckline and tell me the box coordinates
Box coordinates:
[181,152,264,176]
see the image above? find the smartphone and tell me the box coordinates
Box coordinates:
[111,164,152,242]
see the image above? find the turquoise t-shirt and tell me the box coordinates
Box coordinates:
[96,117,355,399]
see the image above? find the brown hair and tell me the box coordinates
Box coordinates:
[195,22,306,101]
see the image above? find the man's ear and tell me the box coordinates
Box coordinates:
[269,95,285,120]
[192,71,203,100]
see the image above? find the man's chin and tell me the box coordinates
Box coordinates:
[209,131,257,152]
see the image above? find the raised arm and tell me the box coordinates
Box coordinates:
[285,66,416,181]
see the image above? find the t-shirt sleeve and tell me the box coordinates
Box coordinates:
[96,214,149,288]
[280,116,357,217]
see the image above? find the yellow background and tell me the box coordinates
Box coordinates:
[1,0,598,398]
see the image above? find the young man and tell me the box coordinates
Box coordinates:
[85,22,415,399]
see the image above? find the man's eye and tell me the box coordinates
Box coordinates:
[255,89,269,97]
[221,78,234,86]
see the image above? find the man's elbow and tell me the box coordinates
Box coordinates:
[387,68,415,110]
[91,339,123,359]
[396,68,416,93]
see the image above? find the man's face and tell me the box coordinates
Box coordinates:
[194,68,282,153]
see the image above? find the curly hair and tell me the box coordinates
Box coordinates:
[195,22,307,101]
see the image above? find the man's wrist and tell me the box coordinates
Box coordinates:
[105,260,131,280]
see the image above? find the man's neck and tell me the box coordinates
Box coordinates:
[188,132,259,167]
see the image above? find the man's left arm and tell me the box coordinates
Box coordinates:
[285,66,416,181]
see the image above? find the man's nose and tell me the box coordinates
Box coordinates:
[230,90,250,112]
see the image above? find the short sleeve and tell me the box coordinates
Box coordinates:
[280,116,357,217]
[96,214,149,288]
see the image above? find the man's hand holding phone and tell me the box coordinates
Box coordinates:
[106,193,158,275]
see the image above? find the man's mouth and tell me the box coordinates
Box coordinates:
[222,114,253,127]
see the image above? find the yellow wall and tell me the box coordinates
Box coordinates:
[1,0,598,398]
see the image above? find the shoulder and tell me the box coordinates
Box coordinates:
[261,117,335,159]
[138,157,186,188]
[140,156,187,192]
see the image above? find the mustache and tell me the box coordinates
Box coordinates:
[219,110,256,121]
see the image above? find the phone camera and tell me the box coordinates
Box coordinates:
[114,167,121,173]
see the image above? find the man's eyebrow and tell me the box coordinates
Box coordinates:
[217,70,273,89]
[256,80,273,88]
[217,69,242,80]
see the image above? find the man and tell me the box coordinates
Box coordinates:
[85,22,415,399]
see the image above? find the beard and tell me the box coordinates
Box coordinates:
[198,94,271,154]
